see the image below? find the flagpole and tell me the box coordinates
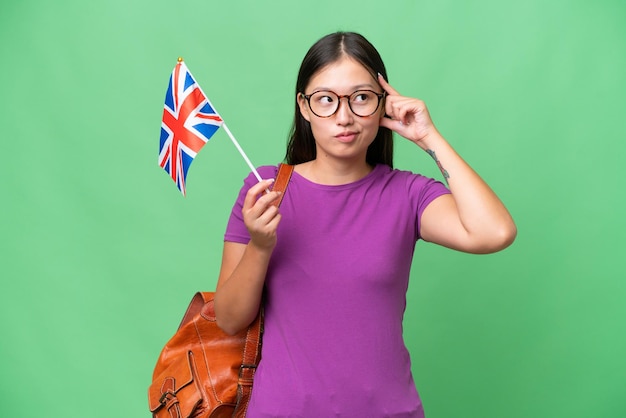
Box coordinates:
[221,122,264,183]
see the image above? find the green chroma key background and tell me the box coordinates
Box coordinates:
[1,0,624,417]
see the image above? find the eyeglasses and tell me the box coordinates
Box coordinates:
[301,89,386,118]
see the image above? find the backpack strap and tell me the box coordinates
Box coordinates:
[236,311,263,417]
[269,163,294,208]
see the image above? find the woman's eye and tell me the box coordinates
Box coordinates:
[353,92,370,102]
[318,95,334,104]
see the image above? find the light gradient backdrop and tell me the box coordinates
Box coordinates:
[1,1,625,417]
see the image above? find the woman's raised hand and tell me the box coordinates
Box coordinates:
[378,74,440,149]
[241,179,282,251]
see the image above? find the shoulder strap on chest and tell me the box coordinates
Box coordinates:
[270,163,294,207]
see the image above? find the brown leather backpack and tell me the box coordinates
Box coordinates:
[149,292,262,417]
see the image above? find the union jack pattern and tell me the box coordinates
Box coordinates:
[159,60,223,195]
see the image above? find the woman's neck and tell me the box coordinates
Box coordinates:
[295,158,373,185]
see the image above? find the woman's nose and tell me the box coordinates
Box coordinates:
[334,97,354,124]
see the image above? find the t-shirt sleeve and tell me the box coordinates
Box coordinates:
[224,166,278,244]
[406,173,451,240]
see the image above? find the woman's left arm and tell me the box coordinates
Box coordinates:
[378,75,517,254]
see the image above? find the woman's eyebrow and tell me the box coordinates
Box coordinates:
[310,83,378,92]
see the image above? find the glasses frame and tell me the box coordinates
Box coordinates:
[301,89,386,118]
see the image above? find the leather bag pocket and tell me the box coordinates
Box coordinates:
[148,350,203,417]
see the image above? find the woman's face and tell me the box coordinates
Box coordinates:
[297,56,384,163]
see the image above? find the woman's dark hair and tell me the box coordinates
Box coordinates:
[285,32,393,167]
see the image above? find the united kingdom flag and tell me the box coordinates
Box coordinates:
[159,59,223,195]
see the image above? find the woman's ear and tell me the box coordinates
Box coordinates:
[297,93,311,122]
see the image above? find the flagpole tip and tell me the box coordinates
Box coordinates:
[177,57,184,63]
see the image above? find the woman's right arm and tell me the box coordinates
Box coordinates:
[213,179,281,335]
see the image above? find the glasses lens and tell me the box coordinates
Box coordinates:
[309,91,339,117]
[349,90,380,117]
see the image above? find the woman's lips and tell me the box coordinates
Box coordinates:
[335,131,357,142]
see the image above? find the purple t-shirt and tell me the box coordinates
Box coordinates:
[224,164,450,417]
